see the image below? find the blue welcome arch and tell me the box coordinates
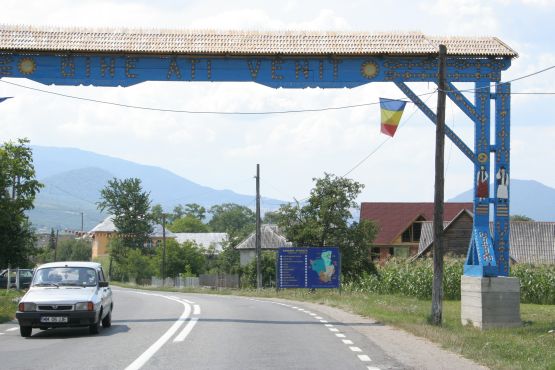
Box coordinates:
[0,26,517,277]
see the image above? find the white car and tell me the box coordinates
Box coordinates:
[16,261,113,337]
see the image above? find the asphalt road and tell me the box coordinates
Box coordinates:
[0,287,403,370]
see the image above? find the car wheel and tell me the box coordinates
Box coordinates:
[89,315,101,335]
[20,326,32,337]
[102,310,111,328]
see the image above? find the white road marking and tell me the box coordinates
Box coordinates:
[315,316,323,320]
[292,306,298,309]
[358,355,372,362]
[349,346,362,352]
[181,298,195,304]
[335,333,346,338]
[367,367,381,370]
[0,333,5,335]
[193,305,201,315]
[342,339,353,345]
[6,327,18,332]
[320,320,328,323]
[309,313,317,316]
[123,293,192,370]
[324,324,333,327]
[329,328,339,332]
[173,318,199,342]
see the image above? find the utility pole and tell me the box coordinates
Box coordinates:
[162,213,167,286]
[431,44,447,326]
[54,229,59,261]
[255,164,262,289]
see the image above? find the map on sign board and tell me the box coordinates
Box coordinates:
[277,247,340,289]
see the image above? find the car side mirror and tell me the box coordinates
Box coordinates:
[98,281,109,288]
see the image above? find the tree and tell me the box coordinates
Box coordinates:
[0,139,43,267]
[208,203,255,243]
[150,203,164,223]
[510,214,533,222]
[153,239,205,277]
[169,215,210,233]
[48,228,57,251]
[56,239,92,261]
[97,178,153,251]
[184,203,206,221]
[274,173,377,280]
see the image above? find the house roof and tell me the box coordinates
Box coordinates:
[88,215,175,238]
[0,25,517,57]
[417,219,555,264]
[173,233,228,253]
[360,202,473,245]
[235,224,292,250]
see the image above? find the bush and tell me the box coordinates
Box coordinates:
[346,258,554,304]
[241,251,276,288]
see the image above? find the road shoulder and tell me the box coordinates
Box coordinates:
[265,297,487,370]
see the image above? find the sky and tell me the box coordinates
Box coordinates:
[1,0,554,210]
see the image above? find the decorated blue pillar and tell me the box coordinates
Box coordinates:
[494,82,511,276]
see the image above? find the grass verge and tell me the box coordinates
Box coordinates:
[114,282,555,370]
[0,290,23,323]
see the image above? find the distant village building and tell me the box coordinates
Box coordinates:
[235,224,291,266]
[416,215,555,264]
[173,233,229,254]
[359,202,473,262]
[89,216,175,259]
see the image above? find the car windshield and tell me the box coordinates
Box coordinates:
[32,267,97,287]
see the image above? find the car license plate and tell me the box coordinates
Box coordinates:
[40,316,68,323]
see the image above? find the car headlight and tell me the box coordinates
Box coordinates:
[75,302,95,311]
[18,302,36,312]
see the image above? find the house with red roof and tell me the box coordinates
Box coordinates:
[359,202,473,262]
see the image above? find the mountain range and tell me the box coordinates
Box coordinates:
[28,146,285,232]
[26,146,555,232]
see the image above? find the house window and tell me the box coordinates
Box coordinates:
[144,240,153,248]
[401,221,424,243]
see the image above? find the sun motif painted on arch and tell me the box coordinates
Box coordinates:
[18,58,36,75]
[477,153,488,163]
[360,60,378,79]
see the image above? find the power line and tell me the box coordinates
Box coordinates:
[0,78,420,115]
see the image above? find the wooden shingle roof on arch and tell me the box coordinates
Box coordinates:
[0,25,518,57]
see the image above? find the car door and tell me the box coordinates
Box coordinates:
[98,268,112,313]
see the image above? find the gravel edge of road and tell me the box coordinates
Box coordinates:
[259,297,488,370]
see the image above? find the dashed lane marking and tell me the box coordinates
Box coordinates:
[349,346,362,352]
[342,339,353,345]
[358,355,372,362]
[193,305,201,315]
[6,327,18,332]
[329,328,339,332]
[335,333,346,338]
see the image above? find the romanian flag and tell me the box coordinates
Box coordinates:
[380,98,407,137]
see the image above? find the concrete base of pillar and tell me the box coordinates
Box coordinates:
[461,275,521,329]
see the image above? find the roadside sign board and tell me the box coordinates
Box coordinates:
[277,247,340,289]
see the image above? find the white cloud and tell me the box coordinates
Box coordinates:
[0,0,554,205]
